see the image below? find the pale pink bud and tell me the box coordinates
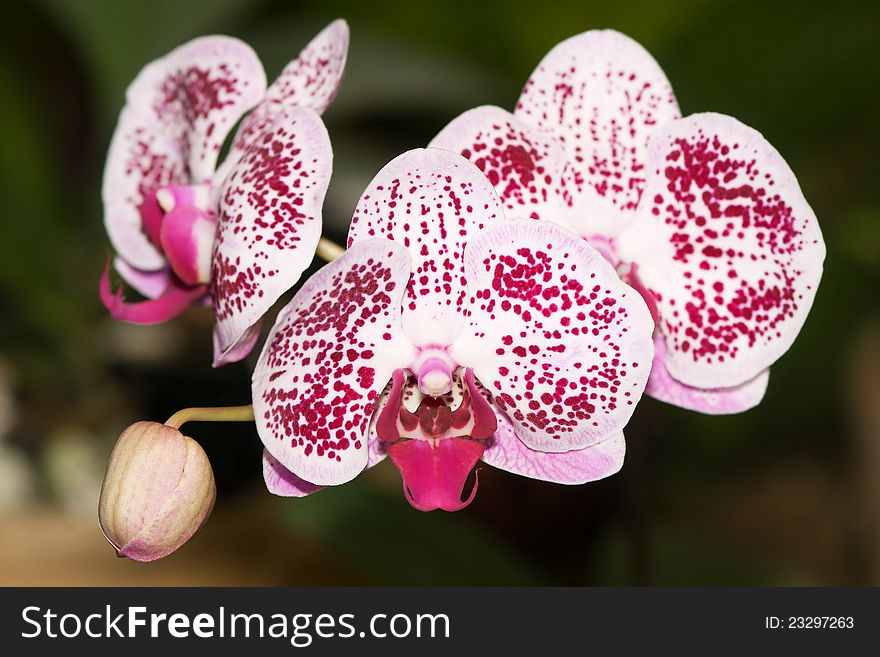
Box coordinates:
[98,421,215,562]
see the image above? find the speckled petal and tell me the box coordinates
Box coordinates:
[429,106,573,229]
[514,30,680,238]
[252,239,416,487]
[262,391,389,497]
[646,334,768,414]
[348,148,505,346]
[103,36,266,271]
[482,410,625,484]
[451,219,654,452]
[212,107,333,366]
[230,20,348,156]
[617,113,825,388]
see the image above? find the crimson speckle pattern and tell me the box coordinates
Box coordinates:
[348,149,503,335]
[103,36,266,270]
[453,219,653,451]
[253,240,413,485]
[432,107,569,222]
[433,31,825,399]
[514,30,680,217]
[231,20,348,157]
[212,107,331,357]
[626,115,824,384]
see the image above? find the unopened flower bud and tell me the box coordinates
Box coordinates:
[98,421,215,562]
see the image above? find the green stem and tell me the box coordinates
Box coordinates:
[164,405,255,430]
[316,237,345,262]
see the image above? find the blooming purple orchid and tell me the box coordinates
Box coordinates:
[253,148,655,511]
[100,20,349,365]
[429,30,826,414]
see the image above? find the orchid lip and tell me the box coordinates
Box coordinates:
[376,368,497,512]
[100,260,207,324]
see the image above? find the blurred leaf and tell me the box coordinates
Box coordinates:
[0,55,76,336]
[37,0,274,117]
[283,472,545,585]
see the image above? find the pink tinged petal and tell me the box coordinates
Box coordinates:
[514,30,680,238]
[112,258,173,299]
[348,148,505,346]
[646,333,768,414]
[252,239,417,486]
[100,261,207,324]
[103,37,267,271]
[213,321,262,367]
[616,113,826,388]
[450,219,654,452]
[429,106,574,229]
[483,410,625,484]
[264,386,391,499]
[387,438,483,512]
[263,449,323,497]
[159,206,217,286]
[212,107,333,366]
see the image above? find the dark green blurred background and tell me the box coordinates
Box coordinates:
[1,0,878,585]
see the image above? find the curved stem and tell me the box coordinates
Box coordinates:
[165,405,254,430]
[316,237,345,262]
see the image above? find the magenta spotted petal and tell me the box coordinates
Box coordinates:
[257,149,656,507]
[513,29,680,237]
[428,106,573,227]
[617,113,825,388]
[482,411,625,484]
[450,219,654,452]
[252,239,416,486]
[212,107,333,366]
[262,398,390,497]
[103,36,267,271]
[645,334,768,415]
[102,24,348,366]
[348,148,504,346]
[433,30,824,415]
[221,20,349,184]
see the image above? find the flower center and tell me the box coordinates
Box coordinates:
[139,183,216,286]
[417,396,453,437]
[375,368,498,512]
[411,347,456,396]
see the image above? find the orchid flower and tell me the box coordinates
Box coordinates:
[100,20,349,365]
[429,30,825,414]
[253,148,655,511]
